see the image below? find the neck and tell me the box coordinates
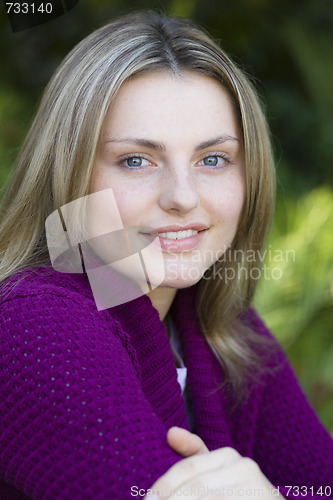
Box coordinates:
[146,286,177,323]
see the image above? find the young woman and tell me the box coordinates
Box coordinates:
[0,10,332,500]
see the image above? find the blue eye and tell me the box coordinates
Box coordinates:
[204,156,219,166]
[199,154,231,168]
[122,156,152,169]
[126,157,143,167]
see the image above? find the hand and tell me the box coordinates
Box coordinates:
[145,427,281,499]
[166,426,209,457]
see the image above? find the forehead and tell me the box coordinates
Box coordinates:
[101,71,240,143]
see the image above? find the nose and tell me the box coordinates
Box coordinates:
[158,164,200,214]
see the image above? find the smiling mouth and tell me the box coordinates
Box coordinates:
[156,229,201,240]
[138,225,209,253]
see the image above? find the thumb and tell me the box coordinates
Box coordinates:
[167,426,209,457]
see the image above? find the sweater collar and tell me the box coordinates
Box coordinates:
[109,284,234,450]
[60,267,234,449]
[171,285,234,450]
[108,292,191,432]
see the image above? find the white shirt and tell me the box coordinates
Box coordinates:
[168,316,187,394]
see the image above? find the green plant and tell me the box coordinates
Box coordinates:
[255,187,333,433]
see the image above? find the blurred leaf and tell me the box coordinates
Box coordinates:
[168,0,197,17]
[255,187,333,431]
[0,85,34,188]
[283,20,333,110]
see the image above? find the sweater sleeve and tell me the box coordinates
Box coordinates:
[0,288,182,500]
[248,312,333,499]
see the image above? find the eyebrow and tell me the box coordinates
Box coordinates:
[104,135,240,152]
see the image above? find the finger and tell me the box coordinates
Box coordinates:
[151,446,240,498]
[167,427,209,457]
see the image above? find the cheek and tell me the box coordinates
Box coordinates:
[207,173,246,224]
[106,180,157,226]
[89,164,157,224]
[89,166,109,195]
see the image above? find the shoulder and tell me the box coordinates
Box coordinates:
[1,266,105,335]
[240,306,285,359]
[238,307,289,381]
[0,265,108,321]
[240,307,277,341]
[1,265,94,304]
[0,266,142,376]
[0,266,129,356]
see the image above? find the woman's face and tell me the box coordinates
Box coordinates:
[89,71,245,289]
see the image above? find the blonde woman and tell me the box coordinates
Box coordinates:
[0,11,332,500]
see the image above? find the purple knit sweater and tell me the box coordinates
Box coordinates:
[0,266,332,499]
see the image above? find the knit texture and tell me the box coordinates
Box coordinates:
[0,266,332,499]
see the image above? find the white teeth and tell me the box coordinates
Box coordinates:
[157,229,198,240]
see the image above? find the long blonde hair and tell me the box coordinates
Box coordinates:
[0,11,275,397]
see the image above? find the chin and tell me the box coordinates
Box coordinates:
[153,269,206,290]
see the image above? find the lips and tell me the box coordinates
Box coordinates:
[157,229,199,240]
[153,223,209,234]
[140,223,209,252]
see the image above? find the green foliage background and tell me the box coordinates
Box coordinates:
[0,0,332,432]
